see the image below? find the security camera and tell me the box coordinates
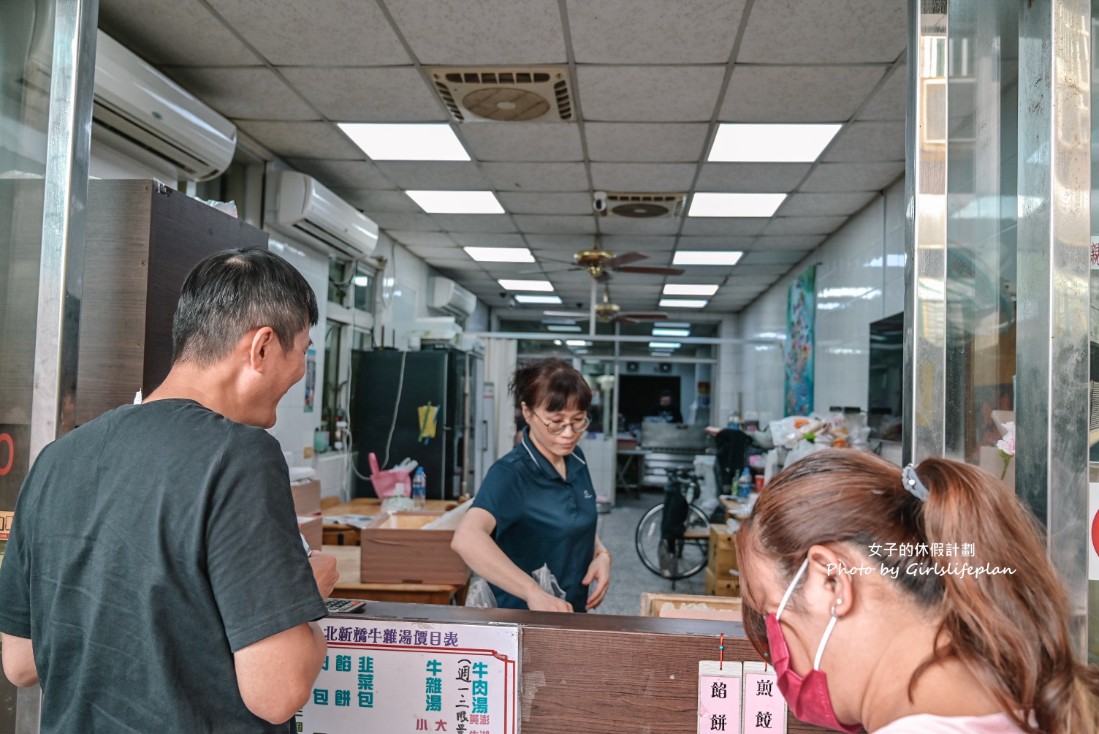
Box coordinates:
[593,191,608,213]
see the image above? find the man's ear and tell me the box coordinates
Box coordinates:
[247,327,277,372]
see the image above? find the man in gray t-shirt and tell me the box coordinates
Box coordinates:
[0,248,336,732]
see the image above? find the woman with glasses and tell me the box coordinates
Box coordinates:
[736,449,1099,733]
[452,358,611,612]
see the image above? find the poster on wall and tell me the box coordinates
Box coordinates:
[784,266,816,417]
[298,618,520,734]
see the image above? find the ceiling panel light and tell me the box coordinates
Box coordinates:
[673,250,744,266]
[464,247,535,263]
[566,340,592,347]
[688,193,786,218]
[407,190,504,214]
[659,298,708,309]
[663,284,719,297]
[514,294,563,305]
[652,328,690,337]
[546,324,582,333]
[648,341,682,350]
[708,123,842,163]
[498,279,553,292]
[338,123,470,161]
[662,322,691,329]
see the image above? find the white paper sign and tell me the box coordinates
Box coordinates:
[298,618,520,734]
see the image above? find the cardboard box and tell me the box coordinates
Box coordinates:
[291,479,322,516]
[708,524,738,574]
[359,511,470,585]
[705,567,741,597]
[640,592,741,622]
[297,515,322,551]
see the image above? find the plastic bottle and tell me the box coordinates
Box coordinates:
[412,467,427,509]
[736,467,753,500]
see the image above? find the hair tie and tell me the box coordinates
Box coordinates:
[902,464,929,501]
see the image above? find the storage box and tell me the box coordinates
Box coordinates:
[705,567,741,597]
[291,479,322,516]
[298,514,322,551]
[359,511,470,585]
[708,524,738,574]
[640,591,741,622]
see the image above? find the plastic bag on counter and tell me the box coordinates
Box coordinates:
[532,563,566,601]
[465,577,497,608]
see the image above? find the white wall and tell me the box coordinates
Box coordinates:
[736,178,906,420]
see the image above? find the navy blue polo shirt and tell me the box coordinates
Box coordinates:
[471,429,598,612]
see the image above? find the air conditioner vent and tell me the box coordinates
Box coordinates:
[605,192,686,219]
[429,67,573,123]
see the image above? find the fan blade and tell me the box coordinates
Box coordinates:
[615,312,669,322]
[542,310,590,318]
[614,265,686,276]
[602,251,648,268]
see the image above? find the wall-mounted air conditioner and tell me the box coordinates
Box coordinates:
[93,31,237,181]
[429,277,477,319]
[266,171,379,259]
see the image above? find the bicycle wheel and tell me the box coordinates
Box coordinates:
[635,503,711,580]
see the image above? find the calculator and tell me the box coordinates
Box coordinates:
[325,598,366,614]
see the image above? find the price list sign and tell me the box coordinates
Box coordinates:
[298,618,520,734]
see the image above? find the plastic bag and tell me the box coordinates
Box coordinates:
[531,564,566,601]
[464,564,566,608]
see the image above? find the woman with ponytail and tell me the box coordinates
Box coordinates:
[736,449,1099,733]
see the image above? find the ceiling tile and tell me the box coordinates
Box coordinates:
[281,67,448,122]
[601,235,677,252]
[527,234,591,250]
[238,122,364,158]
[800,162,904,192]
[372,162,492,190]
[695,163,811,192]
[720,64,888,123]
[285,159,394,189]
[762,216,848,236]
[329,189,420,212]
[386,232,459,248]
[430,215,519,233]
[481,162,589,191]
[513,215,597,234]
[585,123,710,162]
[596,217,681,236]
[209,0,411,66]
[449,233,529,247]
[460,124,584,162]
[576,66,727,122]
[681,218,769,236]
[497,192,591,215]
[99,0,261,65]
[823,121,905,162]
[386,0,567,65]
[737,0,906,64]
[778,192,877,217]
[369,212,441,231]
[568,0,747,64]
[675,236,757,249]
[858,64,907,121]
[160,67,318,121]
[590,163,698,191]
[738,250,808,266]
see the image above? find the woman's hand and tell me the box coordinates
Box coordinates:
[524,588,573,613]
[583,549,612,610]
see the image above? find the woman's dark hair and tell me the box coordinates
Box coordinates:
[172,248,319,365]
[510,358,592,413]
[736,449,1099,734]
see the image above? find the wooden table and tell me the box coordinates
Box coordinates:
[325,544,469,605]
[321,497,461,545]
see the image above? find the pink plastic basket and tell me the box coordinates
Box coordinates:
[368,453,412,498]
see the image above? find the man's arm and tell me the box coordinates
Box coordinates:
[1,633,38,687]
[234,621,327,724]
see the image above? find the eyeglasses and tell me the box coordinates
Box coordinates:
[531,412,591,436]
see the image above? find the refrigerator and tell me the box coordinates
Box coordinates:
[351,347,475,500]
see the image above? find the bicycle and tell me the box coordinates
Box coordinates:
[634,468,711,585]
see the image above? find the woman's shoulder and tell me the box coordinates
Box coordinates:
[874,713,1025,734]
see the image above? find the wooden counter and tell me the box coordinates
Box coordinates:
[325,544,468,605]
[321,497,460,544]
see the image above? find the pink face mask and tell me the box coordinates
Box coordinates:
[764,558,861,734]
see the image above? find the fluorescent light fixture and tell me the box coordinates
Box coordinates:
[662,322,691,329]
[553,339,563,346]
[338,123,470,161]
[708,123,842,163]
[673,250,744,266]
[498,279,554,292]
[652,328,690,337]
[514,294,563,305]
[546,324,582,333]
[688,193,786,218]
[820,287,873,299]
[663,284,719,297]
[566,340,591,347]
[407,190,504,214]
[651,350,673,357]
[464,247,535,263]
[352,275,369,287]
[648,341,682,350]
[659,298,708,309]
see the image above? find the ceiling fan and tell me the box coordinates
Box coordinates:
[545,284,670,324]
[532,236,685,283]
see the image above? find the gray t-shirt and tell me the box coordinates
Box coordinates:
[0,399,327,732]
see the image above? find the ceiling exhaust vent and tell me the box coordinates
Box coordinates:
[428,67,573,122]
[603,192,686,219]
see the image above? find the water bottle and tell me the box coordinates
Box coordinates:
[736,467,752,500]
[412,467,427,509]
